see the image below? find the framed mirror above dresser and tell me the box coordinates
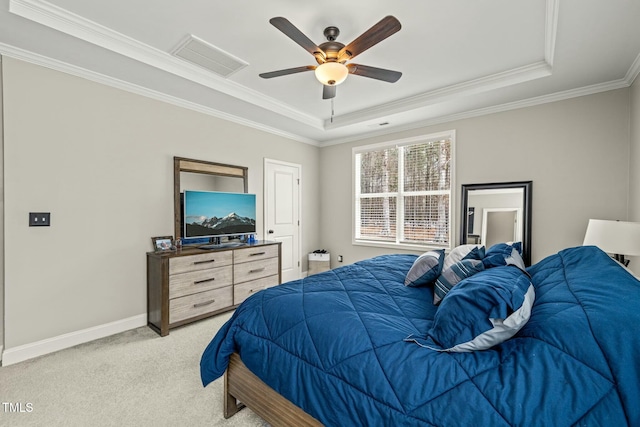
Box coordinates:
[460,181,532,265]
[173,157,248,240]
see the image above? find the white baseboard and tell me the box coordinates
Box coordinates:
[1,314,147,366]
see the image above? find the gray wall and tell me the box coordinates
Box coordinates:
[1,57,321,350]
[629,74,640,269]
[1,55,637,357]
[0,57,4,351]
[319,89,631,268]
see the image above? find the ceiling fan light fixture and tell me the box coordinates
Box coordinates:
[315,62,348,86]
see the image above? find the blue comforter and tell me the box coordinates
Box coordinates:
[200,246,640,426]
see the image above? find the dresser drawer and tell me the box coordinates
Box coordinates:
[169,265,233,299]
[169,251,232,275]
[234,245,279,264]
[169,286,233,324]
[234,275,280,305]
[148,243,281,337]
[234,257,279,284]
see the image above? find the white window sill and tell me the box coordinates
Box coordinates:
[352,239,450,252]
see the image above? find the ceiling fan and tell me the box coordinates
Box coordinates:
[259,16,402,100]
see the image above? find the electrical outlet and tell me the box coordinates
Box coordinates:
[338,255,343,262]
[29,212,51,227]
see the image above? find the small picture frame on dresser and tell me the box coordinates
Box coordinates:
[152,236,174,252]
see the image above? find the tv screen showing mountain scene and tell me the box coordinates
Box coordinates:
[184,190,256,238]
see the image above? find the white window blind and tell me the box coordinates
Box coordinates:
[353,132,454,249]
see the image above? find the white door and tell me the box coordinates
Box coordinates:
[264,159,301,283]
[481,208,522,248]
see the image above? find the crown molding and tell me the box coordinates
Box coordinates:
[4,0,636,148]
[625,52,640,86]
[325,60,553,129]
[10,0,561,132]
[8,0,324,130]
[2,38,632,150]
[321,78,631,147]
[326,0,559,129]
[0,42,320,146]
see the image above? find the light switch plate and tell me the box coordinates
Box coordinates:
[29,212,51,226]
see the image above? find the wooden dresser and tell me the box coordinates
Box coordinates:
[147,241,281,336]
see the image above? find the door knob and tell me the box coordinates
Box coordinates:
[268,229,274,234]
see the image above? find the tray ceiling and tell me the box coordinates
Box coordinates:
[1,0,639,145]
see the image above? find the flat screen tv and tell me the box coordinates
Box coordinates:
[183,190,256,239]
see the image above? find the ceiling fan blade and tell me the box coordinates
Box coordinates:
[269,17,326,61]
[259,66,316,79]
[347,64,402,83]
[338,16,401,61]
[322,85,336,99]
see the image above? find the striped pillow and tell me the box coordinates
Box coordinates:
[405,250,445,287]
[434,258,485,305]
[442,244,485,271]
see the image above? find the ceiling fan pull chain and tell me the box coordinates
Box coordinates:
[331,98,335,123]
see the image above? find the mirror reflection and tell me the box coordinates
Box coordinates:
[173,157,248,240]
[466,188,523,247]
[460,181,532,265]
[180,172,245,193]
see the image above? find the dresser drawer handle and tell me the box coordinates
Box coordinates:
[194,278,215,285]
[249,252,266,256]
[194,259,215,265]
[249,268,265,273]
[193,299,216,308]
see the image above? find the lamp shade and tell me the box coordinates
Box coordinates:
[314,62,348,86]
[583,219,640,256]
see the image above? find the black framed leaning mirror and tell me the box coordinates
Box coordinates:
[460,181,532,265]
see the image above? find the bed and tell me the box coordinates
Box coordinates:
[200,245,640,426]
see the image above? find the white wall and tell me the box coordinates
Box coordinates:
[1,57,321,351]
[319,89,631,267]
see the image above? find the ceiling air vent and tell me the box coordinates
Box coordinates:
[172,35,248,78]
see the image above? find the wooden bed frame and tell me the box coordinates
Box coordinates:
[224,353,323,426]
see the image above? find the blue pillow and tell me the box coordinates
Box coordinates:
[483,242,524,269]
[428,265,535,352]
[433,258,485,305]
[405,249,445,287]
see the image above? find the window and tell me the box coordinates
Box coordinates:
[353,131,454,250]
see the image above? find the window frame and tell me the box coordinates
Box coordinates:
[351,131,456,251]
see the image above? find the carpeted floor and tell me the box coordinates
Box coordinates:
[0,312,268,427]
